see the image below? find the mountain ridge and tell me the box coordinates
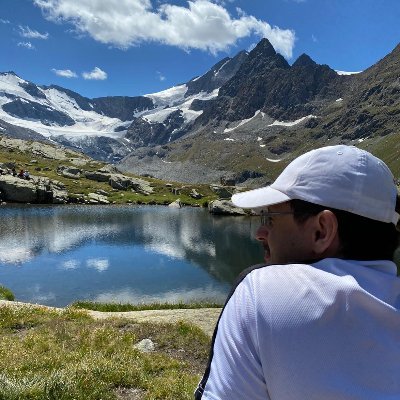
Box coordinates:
[1,38,399,185]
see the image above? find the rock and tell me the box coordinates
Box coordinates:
[208,199,246,215]
[30,160,38,164]
[0,175,68,204]
[83,170,110,182]
[98,165,120,174]
[130,177,153,195]
[171,187,181,195]
[169,199,182,208]
[109,174,131,190]
[96,189,109,196]
[210,185,233,199]
[52,188,69,204]
[88,193,109,204]
[109,174,153,195]
[134,338,155,353]
[165,183,173,187]
[57,165,81,179]
[190,188,203,199]
[0,175,37,203]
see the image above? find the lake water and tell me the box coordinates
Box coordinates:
[0,205,263,307]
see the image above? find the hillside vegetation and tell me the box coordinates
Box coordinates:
[0,136,221,206]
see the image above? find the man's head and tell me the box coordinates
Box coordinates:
[232,145,400,265]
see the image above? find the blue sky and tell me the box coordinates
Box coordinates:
[1,0,399,99]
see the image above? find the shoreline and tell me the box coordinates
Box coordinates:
[0,299,222,337]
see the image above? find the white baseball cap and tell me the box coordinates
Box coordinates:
[231,145,399,224]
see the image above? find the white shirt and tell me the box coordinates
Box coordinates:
[199,259,400,400]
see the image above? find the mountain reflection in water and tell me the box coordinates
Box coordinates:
[0,205,263,307]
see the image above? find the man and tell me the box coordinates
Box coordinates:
[195,145,400,400]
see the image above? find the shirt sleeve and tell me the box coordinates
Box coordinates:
[202,274,271,400]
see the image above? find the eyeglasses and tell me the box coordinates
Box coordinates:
[259,209,294,227]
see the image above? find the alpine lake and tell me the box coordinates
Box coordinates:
[0,204,263,307]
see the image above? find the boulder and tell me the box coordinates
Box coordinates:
[109,174,153,195]
[169,199,182,208]
[134,338,155,352]
[109,174,131,190]
[83,170,111,182]
[88,193,109,204]
[0,175,68,204]
[52,188,69,204]
[96,189,109,196]
[190,189,203,199]
[57,165,81,179]
[98,165,120,174]
[130,177,153,195]
[208,199,246,215]
[171,187,181,195]
[210,185,233,199]
[0,175,37,203]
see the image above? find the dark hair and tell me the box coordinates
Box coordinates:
[290,199,400,261]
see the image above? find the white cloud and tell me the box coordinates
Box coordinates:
[61,259,80,269]
[52,68,78,78]
[17,41,35,49]
[157,71,166,81]
[311,34,317,42]
[0,19,10,24]
[19,25,49,39]
[33,0,295,58]
[87,258,109,272]
[82,66,107,80]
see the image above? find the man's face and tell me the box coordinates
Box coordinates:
[255,201,316,265]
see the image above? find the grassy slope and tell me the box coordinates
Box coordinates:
[0,138,219,206]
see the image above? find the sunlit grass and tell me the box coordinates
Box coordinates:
[0,304,210,399]
[0,286,14,301]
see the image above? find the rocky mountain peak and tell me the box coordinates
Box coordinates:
[292,53,317,68]
[0,71,18,77]
[250,38,277,58]
[185,50,247,97]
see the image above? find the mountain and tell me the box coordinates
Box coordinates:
[1,39,400,185]
[118,40,400,185]
[0,52,245,163]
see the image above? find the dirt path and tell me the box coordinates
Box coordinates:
[88,308,221,336]
[0,300,222,337]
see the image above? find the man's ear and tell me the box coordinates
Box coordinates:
[311,210,341,257]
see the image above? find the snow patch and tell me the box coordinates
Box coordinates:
[224,110,261,133]
[214,59,230,76]
[335,98,343,102]
[224,138,235,141]
[335,70,362,75]
[268,115,317,127]
[138,88,216,125]
[144,84,188,107]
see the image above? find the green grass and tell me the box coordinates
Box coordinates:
[0,286,14,301]
[0,304,210,400]
[71,300,223,312]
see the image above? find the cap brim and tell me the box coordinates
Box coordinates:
[231,186,291,209]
